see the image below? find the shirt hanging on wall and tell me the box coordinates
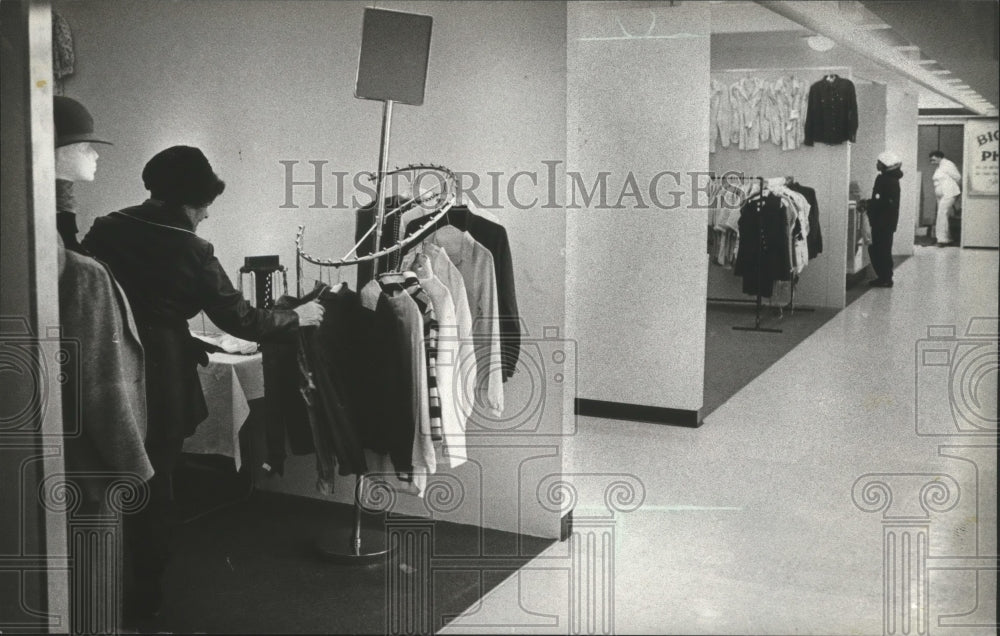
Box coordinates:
[804,74,858,146]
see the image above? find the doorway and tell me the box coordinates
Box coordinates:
[917,124,964,243]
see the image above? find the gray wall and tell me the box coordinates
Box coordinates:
[566,0,711,412]
[57,0,570,538]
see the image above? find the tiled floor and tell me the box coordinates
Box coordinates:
[441,245,998,635]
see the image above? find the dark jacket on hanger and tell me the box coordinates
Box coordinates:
[804,75,858,146]
[403,206,521,380]
[82,200,299,450]
[292,284,372,484]
[734,193,792,297]
[787,182,823,259]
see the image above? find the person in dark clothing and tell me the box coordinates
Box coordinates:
[866,151,904,288]
[82,145,324,619]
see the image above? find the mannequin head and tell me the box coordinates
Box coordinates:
[53,96,110,178]
[55,142,99,181]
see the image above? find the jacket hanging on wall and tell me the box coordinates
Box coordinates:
[804,74,858,146]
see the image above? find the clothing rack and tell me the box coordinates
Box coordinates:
[707,174,818,328]
[705,174,781,332]
[732,176,782,333]
[295,164,457,565]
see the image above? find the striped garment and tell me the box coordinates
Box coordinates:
[402,273,441,441]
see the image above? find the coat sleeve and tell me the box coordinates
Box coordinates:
[803,82,819,146]
[198,242,299,341]
[492,226,521,380]
[846,80,859,143]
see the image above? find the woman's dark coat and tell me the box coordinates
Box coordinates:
[83,200,298,447]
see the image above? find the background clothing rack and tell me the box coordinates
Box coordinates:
[732,176,783,333]
[295,164,457,564]
[707,174,817,328]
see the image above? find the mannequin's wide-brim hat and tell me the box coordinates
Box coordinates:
[54,95,112,147]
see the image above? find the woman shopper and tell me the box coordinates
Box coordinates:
[82,145,323,618]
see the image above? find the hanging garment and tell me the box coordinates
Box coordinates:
[402,252,468,467]
[290,284,373,492]
[52,10,75,88]
[421,226,503,417]
[404,206,520,380]
[780,189,811,274]
[709,79,733,153]
[398,273,440,441]
[760,80,783,147]
[415,242,477,431]
[733,193,792,297]
[804,74,858,146]
[388,278,435,491]
[732,77,765,151]
[58,246,153,504]
[787,182,823,258]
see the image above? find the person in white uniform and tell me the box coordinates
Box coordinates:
[929,150,962,246]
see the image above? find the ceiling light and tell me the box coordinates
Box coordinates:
[806,35,835,52]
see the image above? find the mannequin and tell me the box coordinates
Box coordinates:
[55,142,99,252]
[53,95,111,251]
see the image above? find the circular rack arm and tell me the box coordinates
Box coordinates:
[297,163,457,269]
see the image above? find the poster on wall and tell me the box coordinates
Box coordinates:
[965,119,999,197]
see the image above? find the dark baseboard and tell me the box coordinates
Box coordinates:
[560,509,573,542]
[846,265,870,289]
[575,398,702,428]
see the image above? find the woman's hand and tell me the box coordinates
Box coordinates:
[293,300,325,327]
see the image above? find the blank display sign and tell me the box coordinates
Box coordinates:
[355,8,433,105]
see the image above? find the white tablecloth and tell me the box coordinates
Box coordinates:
[182,352,264,470]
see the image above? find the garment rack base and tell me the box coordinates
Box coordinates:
[316,525,393,566]
[732,325,783,334]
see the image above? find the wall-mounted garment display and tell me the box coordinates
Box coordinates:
[709,75,809,153]
[804,74,858,146]
[732,77,765,151]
